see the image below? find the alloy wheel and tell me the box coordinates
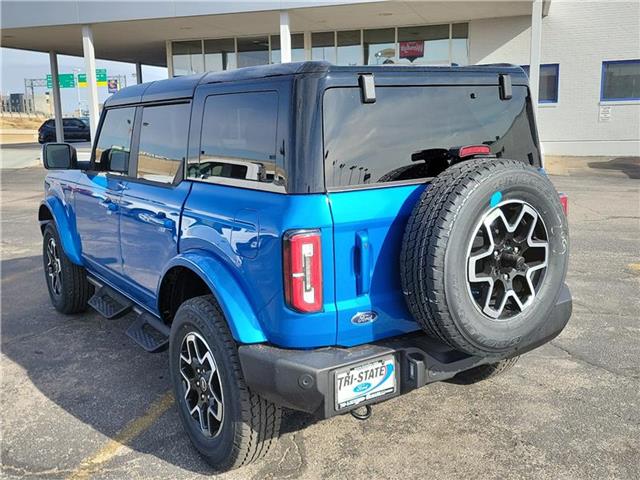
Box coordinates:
[466,200,549,320]
[179,331,224,438]
[46,237,63,296]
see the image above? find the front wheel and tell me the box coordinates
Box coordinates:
[42,223,93,314]
[169,295,281,471]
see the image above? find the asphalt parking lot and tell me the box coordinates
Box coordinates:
[1,160,639,479]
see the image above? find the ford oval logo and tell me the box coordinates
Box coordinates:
[351,311,378,325]
[353,382,371,393]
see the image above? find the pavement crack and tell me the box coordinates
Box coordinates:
[2,463,74,478]
[549,340,637,380]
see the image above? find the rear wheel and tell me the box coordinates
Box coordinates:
[169,295,281,471]
[42,223,93,314]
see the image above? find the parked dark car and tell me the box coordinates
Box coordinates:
[38,117,91,143]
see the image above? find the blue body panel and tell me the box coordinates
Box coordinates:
[119,180,192,311]
[162,252,267,344]
[181,182,337,348]
[41,173,83,265]
[74,171,126,283]
[328,184,427,346]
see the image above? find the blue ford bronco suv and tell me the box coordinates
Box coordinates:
[39,61,571,471]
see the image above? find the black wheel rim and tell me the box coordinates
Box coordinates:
[46,236,62,296]
[466,200,549,320]
[179,331,224,438]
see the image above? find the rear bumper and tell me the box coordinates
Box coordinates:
[239,284,572,419]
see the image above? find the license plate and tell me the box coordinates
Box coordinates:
[335,356,396,411]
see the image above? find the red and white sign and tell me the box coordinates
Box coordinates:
[399,41,424,60]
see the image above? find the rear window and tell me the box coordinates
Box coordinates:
[323,85,540,189]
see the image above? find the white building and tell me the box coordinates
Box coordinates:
[2,0,638,156]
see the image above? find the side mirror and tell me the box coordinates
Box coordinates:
[42,143,78,170]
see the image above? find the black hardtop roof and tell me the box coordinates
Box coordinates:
[104,61,527,107]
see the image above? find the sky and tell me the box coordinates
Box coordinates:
[0,47,168,115]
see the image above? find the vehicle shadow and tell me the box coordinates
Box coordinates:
[0,254,318,476]
[587,156,640,179]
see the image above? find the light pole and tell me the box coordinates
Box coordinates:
[73,67,82,116]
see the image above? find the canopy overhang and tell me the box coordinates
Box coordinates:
[1,0,549,67]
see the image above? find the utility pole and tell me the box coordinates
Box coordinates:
[73,67,82,116]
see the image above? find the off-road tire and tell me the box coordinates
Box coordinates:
[400,158,569,356]
[169,295,281,472]
[42,222,93,314]
[449,356,520,384]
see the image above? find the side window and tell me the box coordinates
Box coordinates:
[94,107,135,173]
[136,103,191,183]
[190,91,279,185]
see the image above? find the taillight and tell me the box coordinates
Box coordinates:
[559,192,568,216]
[283,229,323,313]
[458,145,491,158]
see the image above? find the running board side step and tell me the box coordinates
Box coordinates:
[126,312,170,353]
[88,285,133,319]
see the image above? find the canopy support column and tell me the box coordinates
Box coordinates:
[48,51,64,142]
[82,24,100,140]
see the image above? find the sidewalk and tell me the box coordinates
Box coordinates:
[545,155,640,179]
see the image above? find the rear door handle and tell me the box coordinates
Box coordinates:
[355,230,371,295]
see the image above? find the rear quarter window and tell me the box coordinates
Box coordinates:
[323,85,540,189]
[188,91,282,187]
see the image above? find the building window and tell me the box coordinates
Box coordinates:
[271,33,305,63]
[521,64,560,103]
[171,22,470,75]
[312,32,336,63]
[172,40,204,76]
[397,24,449,66]
[363,28,396,65]
[204,38,236,72]
[601,60,640,101]
[337,30,361,66]
[237,36,269,68]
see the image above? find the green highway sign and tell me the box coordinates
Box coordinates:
[46,73,75,88]
[47,69,109,89]
[78,69,108,87]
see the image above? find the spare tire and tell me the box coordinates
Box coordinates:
[400,158,569,356]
